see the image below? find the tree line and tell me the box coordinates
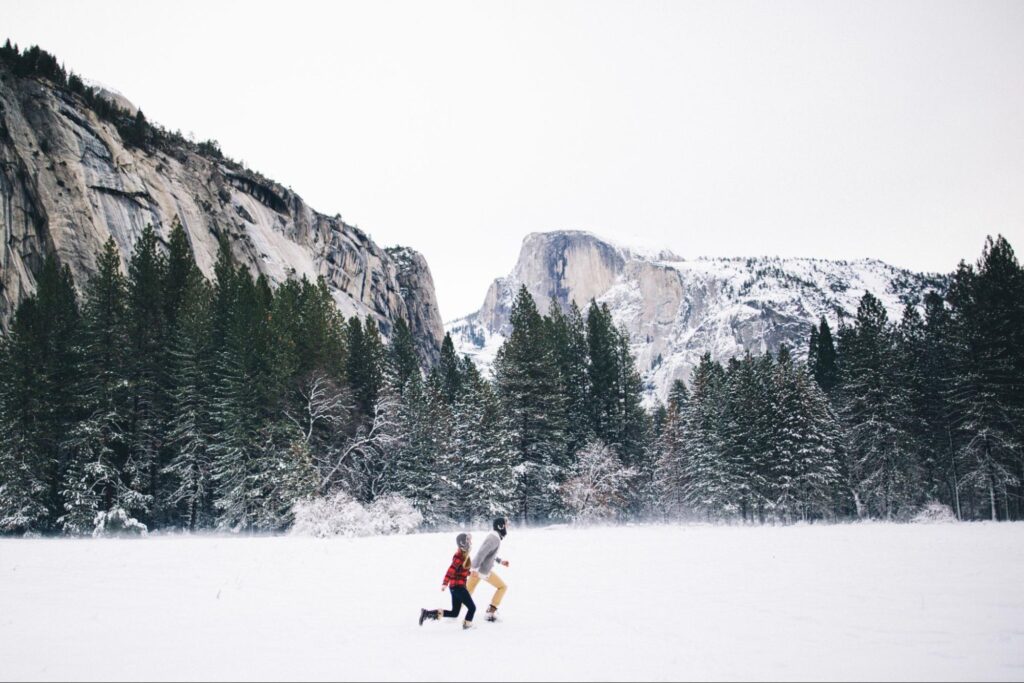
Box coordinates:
[0,228,1021,535]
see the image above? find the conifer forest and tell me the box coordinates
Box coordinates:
[1,226,1022,535]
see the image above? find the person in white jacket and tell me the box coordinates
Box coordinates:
[468,517,510,622]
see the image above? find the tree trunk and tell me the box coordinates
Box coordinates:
[947,427,961,520]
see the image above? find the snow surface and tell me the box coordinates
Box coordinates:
[2,523,1022,682]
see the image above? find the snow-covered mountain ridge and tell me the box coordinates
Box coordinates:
[447,231,945,404]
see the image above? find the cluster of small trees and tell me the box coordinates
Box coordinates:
[1,40,228,163]
[654,351,843,523]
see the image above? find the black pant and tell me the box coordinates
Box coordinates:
[444,585,476,622]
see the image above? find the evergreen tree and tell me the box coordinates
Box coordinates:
[812,317,839,392]
[495,287,568,522]
[387,318,421,394]
[59,240,131,533]
[346,317,386,417]
[838,293,920,519]
[124,225,169,524]
[450,365,516,522]
[545,300,592,462]
[162,269,216,530]
[0,255,80,533]
[435,333,463,405]
[678,354,730,518]
[946,236,1024,520]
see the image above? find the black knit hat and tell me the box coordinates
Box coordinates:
[493,517,507,539]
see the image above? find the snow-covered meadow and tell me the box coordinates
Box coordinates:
[2,523,1022,682]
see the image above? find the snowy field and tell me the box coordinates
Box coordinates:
[1,523,1023,682]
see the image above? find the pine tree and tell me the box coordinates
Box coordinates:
[346,317,386,418]
[769,351,842,521]
[676,354,730,518]
[545,300,592,462]
[812,317,839,392]
[450,365,516,522]
[162,269,216,530]
[838,292,920,519]
[59,239,131,533]
[388,373,455,523]
[124,225,168,524]
[0,255,80,533]
[387,318,421,394]
[495,287,568,522]
[946,236,1024,520]
[435,333,464,405]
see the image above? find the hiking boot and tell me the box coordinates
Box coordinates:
[463,620,474,630]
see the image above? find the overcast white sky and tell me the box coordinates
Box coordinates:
[5,0,1024,319]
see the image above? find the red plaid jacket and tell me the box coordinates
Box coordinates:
[443,550,471,588]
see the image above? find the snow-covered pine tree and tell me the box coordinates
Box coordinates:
[0,255,80,534]
[545,300,592,465]
[718,354,772,521]
[162,267,216,531]
[769,348,842,521]
[838,292,921,519]
[495,287,568,522]
[59,239,131,534]
[653,396,687,518]
[679,354,730,519]
[0,300,53,533]
[387,372,454,524]
[210,266,266,531]
[946,236,1024,520]
[123,225,168,525]
[920,292,962,517]
[450,362,517,522]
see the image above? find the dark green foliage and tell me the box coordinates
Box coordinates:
[808,317,839,392]
[387,318,421,393]
[0,255,80,533]
[2,230,1023,533]
[495,288,568,522]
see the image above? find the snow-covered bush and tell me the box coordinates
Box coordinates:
[910,501,957,524]
[368,494,424,536]
[561,440,637,524]
[92,507,148,538]
[290,491,422,538]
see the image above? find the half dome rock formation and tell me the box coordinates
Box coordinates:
[0,58,444,364]
[448,230,945,404]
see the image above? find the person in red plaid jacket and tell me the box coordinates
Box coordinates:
[419,533,476,630]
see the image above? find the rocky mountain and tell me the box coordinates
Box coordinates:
[0,60,444,363]
[447,231,946,404]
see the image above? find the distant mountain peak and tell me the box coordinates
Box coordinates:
[447,230,945,405]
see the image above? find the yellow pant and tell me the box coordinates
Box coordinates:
[467,571,507,607]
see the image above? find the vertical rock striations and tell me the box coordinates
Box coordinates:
[0,64,443,363]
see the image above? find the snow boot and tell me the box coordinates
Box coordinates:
[485,605,499,622]
[419,608,441,626]
[462,620,474,630]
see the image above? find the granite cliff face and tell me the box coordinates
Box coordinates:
[0,65,443,364]
[448,231,945,404]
